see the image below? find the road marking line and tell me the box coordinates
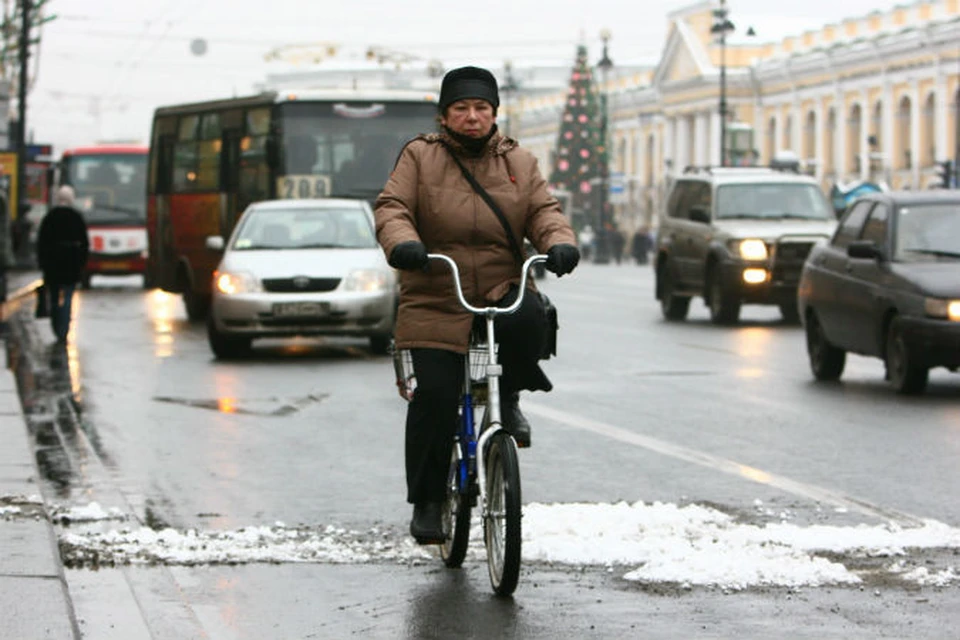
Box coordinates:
[523,400,924,527]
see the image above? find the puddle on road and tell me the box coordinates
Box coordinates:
[152,393,329,416]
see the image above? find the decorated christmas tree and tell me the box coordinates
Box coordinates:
[549,44,606,225]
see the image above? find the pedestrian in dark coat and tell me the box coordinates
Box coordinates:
[631,227,652,265]
[36,185,89,343]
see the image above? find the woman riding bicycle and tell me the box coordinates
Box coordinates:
[375,66,580,544]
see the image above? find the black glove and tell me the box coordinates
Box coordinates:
[388,241,428,271]
[545,243,580,277]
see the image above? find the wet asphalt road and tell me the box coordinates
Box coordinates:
[15,263,960,638]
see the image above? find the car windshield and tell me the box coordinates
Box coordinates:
[231,206,377,250]
[716,183,833,220]
[895,203,960,261]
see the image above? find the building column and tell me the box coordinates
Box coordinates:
[694,112,708,166]
[882,81,894,182]
[791,101,802,155]
[835,89,847,183]
[935,68,949,162]
[814,99,825,183]
[752,100,764,166]
[676,115,690,169]
[664,116,676,175]
[860,90,870,181]
[710,110,722,166]
[909,81,921,188]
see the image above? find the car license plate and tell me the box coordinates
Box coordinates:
[272,302,330,317]
[99,260,130,271]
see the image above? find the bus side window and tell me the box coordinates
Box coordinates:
[173,115,200,193]
[196,113,222,191]
[239,107,271,210]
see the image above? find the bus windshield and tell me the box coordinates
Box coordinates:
[277,101,437,200]
[64,153,148,225]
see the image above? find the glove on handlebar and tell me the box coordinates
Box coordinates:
[388,241,429,271]
[545,243,580,277]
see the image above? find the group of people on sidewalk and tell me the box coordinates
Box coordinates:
[578,224,654,265]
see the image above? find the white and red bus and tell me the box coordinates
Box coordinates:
[147,89,438,319]
[58,144,149,288]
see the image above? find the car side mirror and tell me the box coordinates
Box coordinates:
[205,236,225,251]
[847,240,884,261]
[689,206,710,224]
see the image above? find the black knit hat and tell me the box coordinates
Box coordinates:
[438,66,500,112]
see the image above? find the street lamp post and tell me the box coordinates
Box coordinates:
[711,0,735,167]
[594,29,613,264]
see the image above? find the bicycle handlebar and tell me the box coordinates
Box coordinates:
[426,253,547,316]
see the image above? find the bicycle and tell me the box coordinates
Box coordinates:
[392,252,547,596]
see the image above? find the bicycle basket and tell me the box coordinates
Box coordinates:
[391,346,416,401]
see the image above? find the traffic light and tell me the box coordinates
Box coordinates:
[936,160,955,189]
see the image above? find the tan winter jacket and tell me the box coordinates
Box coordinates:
[375,130,576,353]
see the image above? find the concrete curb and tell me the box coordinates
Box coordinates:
[1,277,81,639]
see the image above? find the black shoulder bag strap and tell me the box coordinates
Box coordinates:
[440,142,525,264]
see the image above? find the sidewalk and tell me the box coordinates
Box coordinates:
[0,270,81,639]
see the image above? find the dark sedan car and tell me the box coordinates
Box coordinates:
[797,191,960,394]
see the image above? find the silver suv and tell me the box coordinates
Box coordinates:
[654,167,837,324]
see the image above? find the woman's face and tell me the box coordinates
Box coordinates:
[441,99,495,138]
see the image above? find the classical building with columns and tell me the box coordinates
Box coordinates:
[514,0,960,235]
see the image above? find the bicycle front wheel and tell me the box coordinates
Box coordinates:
[440,441,472,568]
[484,431,522,596]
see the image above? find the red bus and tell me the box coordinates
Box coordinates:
[147,89,438,320]
[58,145,149,288]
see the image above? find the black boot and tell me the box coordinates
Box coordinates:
[501,392,531,448]
[410,502,444,544]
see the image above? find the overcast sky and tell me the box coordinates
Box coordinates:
[26,0,904,151]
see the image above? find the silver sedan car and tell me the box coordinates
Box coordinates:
[205,198,397,359]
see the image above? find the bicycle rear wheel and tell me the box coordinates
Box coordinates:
[484,431,522,596]
[440,441,472,568]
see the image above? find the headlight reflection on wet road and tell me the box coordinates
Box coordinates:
[147,290,178,358]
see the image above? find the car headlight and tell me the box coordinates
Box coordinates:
[343,269,390,293]
[214,270,261,295]
[924,298,960,321]
[730,238,770,260]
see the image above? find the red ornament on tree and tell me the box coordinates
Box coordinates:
[580,181,592,194]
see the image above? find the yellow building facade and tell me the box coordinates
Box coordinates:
[515,0,960,233]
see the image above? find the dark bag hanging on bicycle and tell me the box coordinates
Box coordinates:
[441,143,559,360]
[35,284,49,318]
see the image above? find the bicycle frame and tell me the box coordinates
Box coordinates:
[426,253,547,514]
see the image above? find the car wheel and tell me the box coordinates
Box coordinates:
[885,318,928,395]
[369,334,391,355]
[806,310,845,381]
[207,315,251,360]
[658,265,690,321]
[708,270,740,325]
[81,273,93,289]
[779,301,800,324]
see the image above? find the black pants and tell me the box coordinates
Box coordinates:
[405,286,549,504]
